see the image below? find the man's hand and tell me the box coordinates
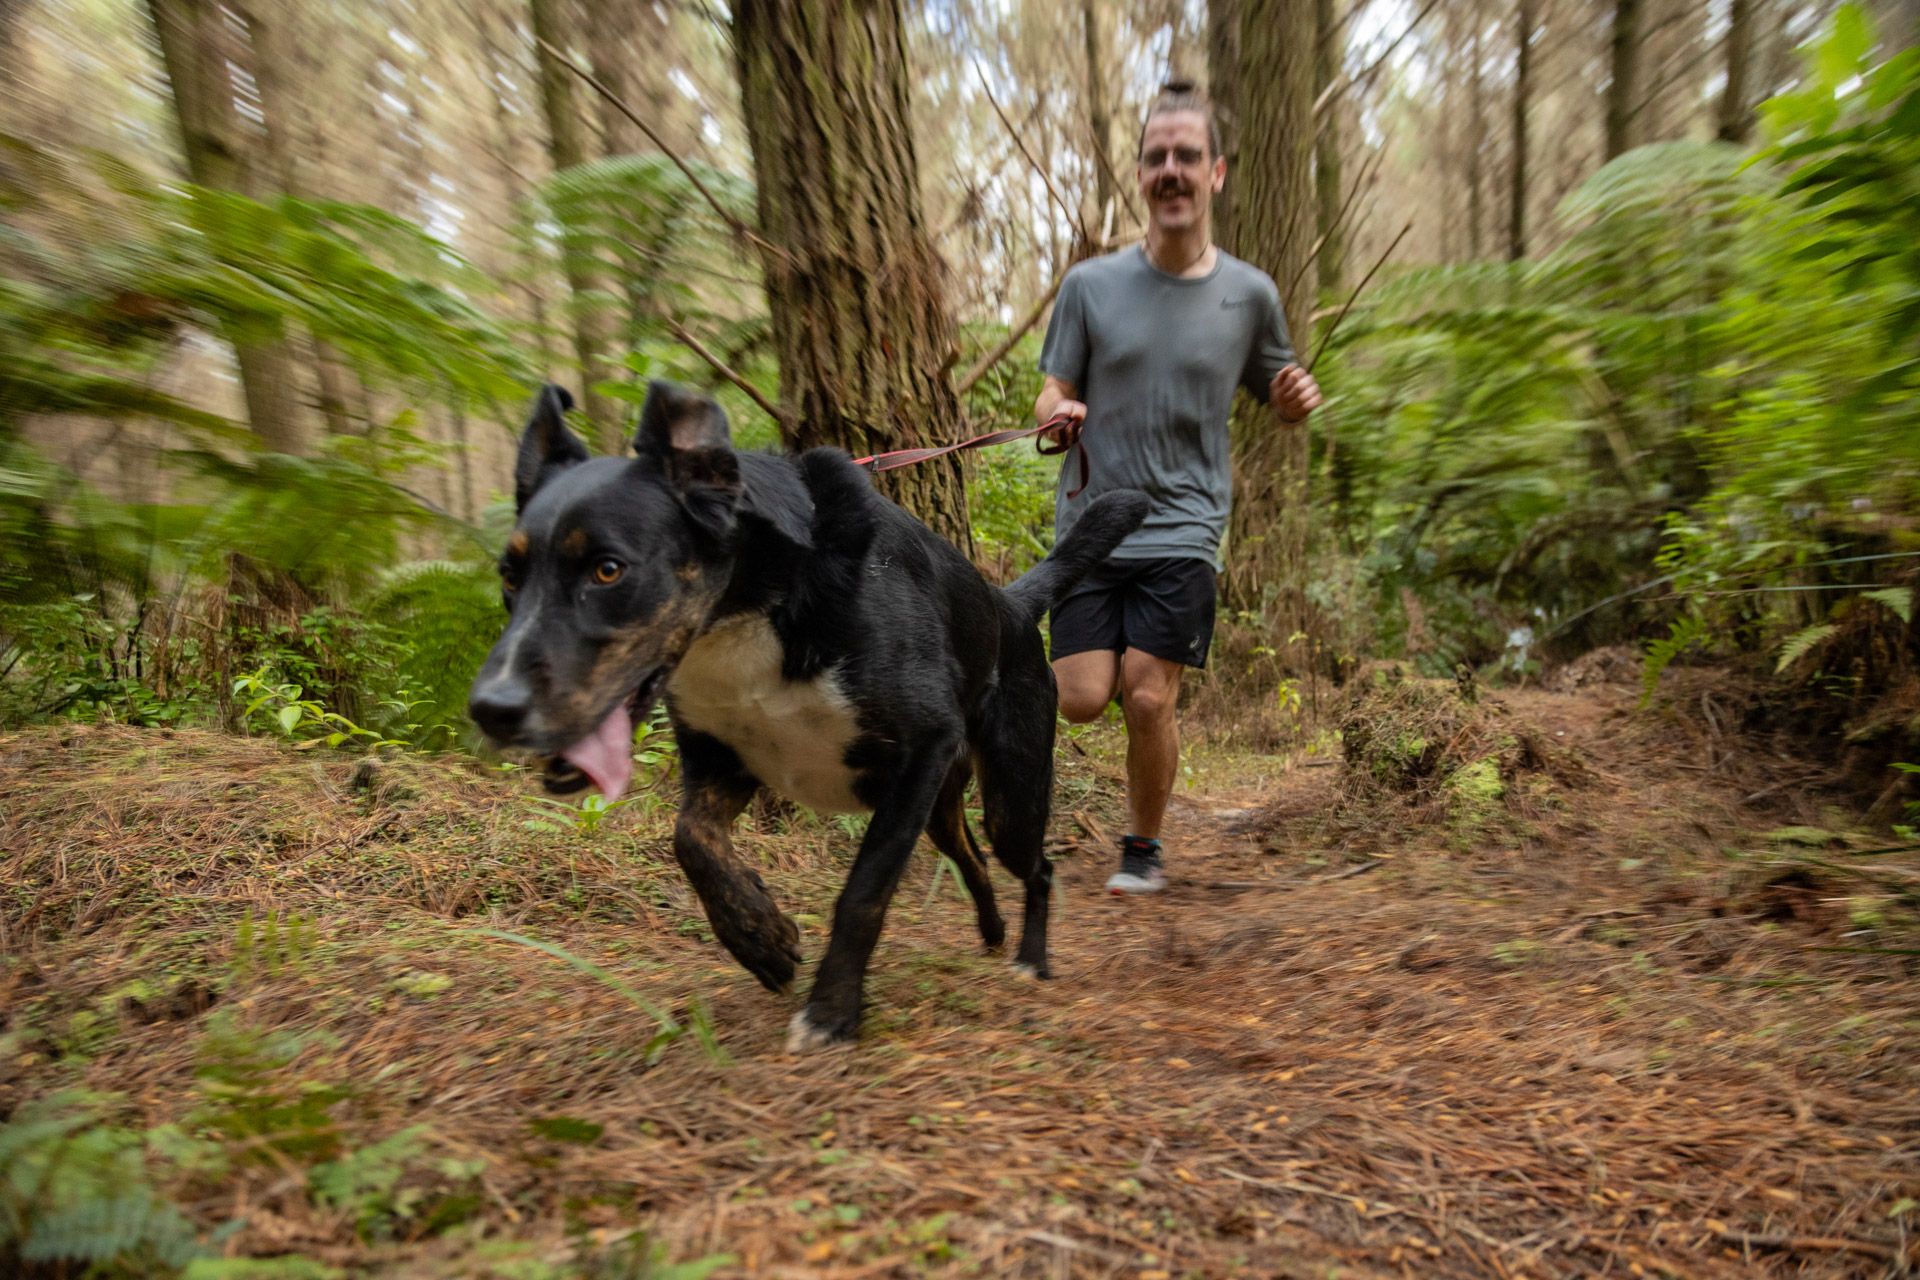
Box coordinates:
[1269,365,1322,425]
[1036,397,1082,452]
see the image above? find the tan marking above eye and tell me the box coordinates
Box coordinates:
[562,528,588,556]
[507,530,530,556]
[592,558,625,585]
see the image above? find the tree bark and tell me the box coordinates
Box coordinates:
[732,0,971,551]
[146,0,315,457]
[1213,0,1316,646]
[1508,0,1533,262]
[1207,0,1243,249]
[1716,0,1754,144]
[1605,0,1643,160]
[1314,0,1344,293]
[530,0,623,451]
[243,0,359,438]
[1081,0,1117,249]
[1468,0,1484,258]
[583,0,680,156]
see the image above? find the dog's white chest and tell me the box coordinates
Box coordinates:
[666,615,866,814]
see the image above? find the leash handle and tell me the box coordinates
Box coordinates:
[853,415,1089,499]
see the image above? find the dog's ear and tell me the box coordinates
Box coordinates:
[635,380,741,542]
[513,384,589,512]
[635,379,732,457]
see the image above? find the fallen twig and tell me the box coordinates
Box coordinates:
[1706,1224,1902,1263]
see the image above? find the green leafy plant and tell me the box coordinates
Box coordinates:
[0,1091,220,1273]
[190,1015,347,1164]
[232,669,402,750]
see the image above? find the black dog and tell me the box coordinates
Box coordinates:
[468,381,1147,1051]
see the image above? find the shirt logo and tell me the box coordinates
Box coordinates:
[1219,296,1251,308]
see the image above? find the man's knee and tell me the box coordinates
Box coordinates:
[1053,654,1117,724]
[1058,692,1108,724]
[1119,657,1183,727]
[1121,681,1175,725]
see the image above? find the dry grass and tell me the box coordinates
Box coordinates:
[3,676,1918,1278]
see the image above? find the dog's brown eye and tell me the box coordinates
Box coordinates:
[591,558,625,585]
[499,563,521,593]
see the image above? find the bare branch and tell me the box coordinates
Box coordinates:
[661,317,785,426]
[1315,0,1444,121]
[533,34,787,267]
[957,261,1071,395]
[974,65,1088,248]
[1307,219,1411,374]
[1288,141,1386,300]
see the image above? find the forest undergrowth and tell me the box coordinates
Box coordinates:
[3,665,1916,1279]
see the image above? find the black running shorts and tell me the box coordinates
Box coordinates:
[1048,555,1219,669]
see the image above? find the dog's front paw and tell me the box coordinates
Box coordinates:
[712,903,802,994]
[785,1007,856,1054]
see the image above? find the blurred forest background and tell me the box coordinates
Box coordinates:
[2,0,1917,777]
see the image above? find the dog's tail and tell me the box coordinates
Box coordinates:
[1004,489,1151,622]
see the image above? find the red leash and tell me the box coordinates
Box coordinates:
[852,415,1089,498]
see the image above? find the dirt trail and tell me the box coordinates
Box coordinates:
[3,681,1917,1278]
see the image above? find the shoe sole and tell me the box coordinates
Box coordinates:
[1106,875,1166,895]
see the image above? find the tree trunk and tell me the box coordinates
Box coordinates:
[1508,0,1533,262]
[1605,0,1642,160]
[1314,0,1344,294]
[530,0,623,451]
[243,0,359,438]
[146,0,314,457]
[1213,0,1316,651]
[1467,0,1484,258]
[1716,0,1755,144]
[1081,0,1116,249]
[1207,0,1243,249]
[583,0,680,156]
[732,0,971,551]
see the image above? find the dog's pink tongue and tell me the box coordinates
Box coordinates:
[560,705,633,803]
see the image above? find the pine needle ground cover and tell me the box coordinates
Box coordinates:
[3,678,1917,1278]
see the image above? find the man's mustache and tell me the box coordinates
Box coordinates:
[1153,182,1191,199]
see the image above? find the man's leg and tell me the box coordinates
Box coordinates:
[1054,650,1121,724]
[1118,648,1185,840]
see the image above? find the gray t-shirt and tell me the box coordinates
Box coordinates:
[1038,245,1295,568]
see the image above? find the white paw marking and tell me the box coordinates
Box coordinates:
[784,1009,845,1054]
[1011,961,1045,981]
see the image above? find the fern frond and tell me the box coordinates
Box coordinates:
[1640,614,1708,707]
[1862,587,1913,625]
[1775,622,1839,673]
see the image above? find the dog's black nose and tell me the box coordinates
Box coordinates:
[468,676,533,740]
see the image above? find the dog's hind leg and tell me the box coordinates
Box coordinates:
[789,732,962,1052]
[673,735,801,994]
[924,760,1005,952]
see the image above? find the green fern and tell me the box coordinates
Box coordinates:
[0,1092,207,1270]
[1640,613,1708,707]
[1862,587,1913,625]
[358,559,503,748]
[1775,622,1839,673]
